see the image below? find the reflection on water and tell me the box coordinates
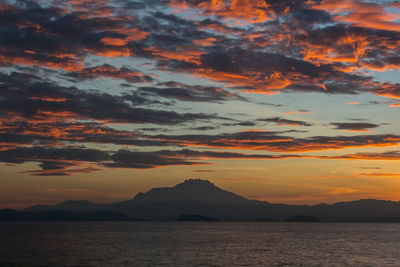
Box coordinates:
[1,222,400,266]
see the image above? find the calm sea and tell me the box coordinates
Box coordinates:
[1,222,400,266]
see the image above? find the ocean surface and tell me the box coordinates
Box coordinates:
[1,222,400,266]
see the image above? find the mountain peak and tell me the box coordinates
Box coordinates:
[183,178,213,184]
[176,179,215,188]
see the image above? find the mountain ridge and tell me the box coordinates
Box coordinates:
[0,209,141,221]
[19,179,400,222]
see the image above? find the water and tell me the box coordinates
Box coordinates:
[1,222,400,266]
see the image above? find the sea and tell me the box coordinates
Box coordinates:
[1,222,400,266]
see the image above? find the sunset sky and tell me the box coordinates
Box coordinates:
[1,0,400,208]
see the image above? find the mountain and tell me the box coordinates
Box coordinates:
[130,179,251,204]
[0,209,141,221]
[20,179,400,222]
[26,200,102,213]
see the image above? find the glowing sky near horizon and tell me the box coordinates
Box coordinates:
[1,0,400,208]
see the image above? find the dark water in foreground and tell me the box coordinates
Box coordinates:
[1,222,400,266]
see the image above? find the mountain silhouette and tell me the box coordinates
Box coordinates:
[20,179,400,222]
[27,200,100,213]
[131,179,250,204]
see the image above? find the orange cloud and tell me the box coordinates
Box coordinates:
[374,83,400,100]
[144,46,205,65]
[109,27,148,43]
[151,133,400,152]
[30,97,67,102]
[360,173,400,177]
[389,103,400,107]
[327,151,400,161]
[171,0,275,23]
[308,0,400,32]
[100,37,128,46]
[301,34,369,66]
[0,52,84,71]
[192,37,217,46]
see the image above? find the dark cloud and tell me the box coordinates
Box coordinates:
[100,148,309,169]
[257,102,283,107]
[0,146,109,175]
[221,121,257,127]
[259,117,313,127]
[0,146,109,164]
[189,126,219,131]
[66,64,155,83]
[136,81,245,103]
[330,122,380,131]
[106,149,202,169]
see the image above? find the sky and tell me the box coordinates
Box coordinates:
[0,0,400,208]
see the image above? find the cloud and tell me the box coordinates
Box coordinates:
[2,145,400,176]
[106,149,205,169]
[330,150,400,160]
[170,0,276,23]
[359,173,400,177]
[0,146,108,176]
[0,146,109,164]
[106,148,306,169]
[1,0,399,98]
[308,0,400,32]
[66,64,155,83]
[146,131,400,152]
[259,117,313,127]
[330,122,380,132]
[0,0,399,179]
[0,146,306,175]
[0,1,148,70]
[0,71,226,126]
[136,81,245,103]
